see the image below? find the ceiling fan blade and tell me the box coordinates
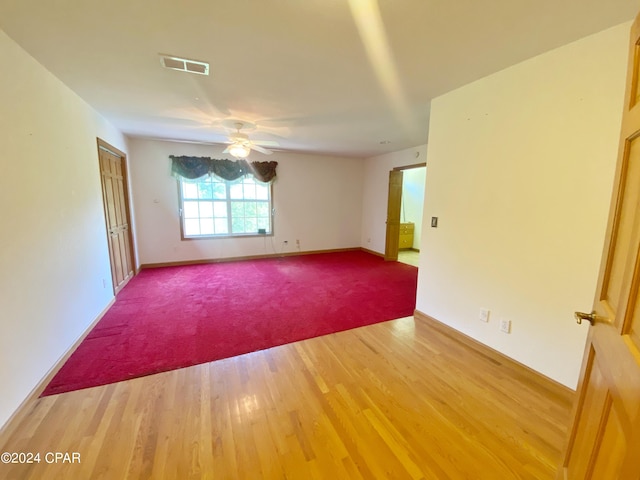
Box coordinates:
[252,140,280,147]
[222,145,232,153]
[251,144,273,155]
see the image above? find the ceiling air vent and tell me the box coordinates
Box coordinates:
[160,55,209,76]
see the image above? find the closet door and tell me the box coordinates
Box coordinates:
[98,140,134,293]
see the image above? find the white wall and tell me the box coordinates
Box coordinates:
[127,138,364,265]
[417,23,629,388]
[0,30,127,428]
[361,145,428,253]
[401,167,426,249]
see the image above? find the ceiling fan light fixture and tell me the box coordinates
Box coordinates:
[228,143,250,159]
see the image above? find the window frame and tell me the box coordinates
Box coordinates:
[177,174,274,240]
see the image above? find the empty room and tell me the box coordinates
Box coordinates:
[1,1,639,479]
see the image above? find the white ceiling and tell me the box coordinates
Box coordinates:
[0,0,637,158]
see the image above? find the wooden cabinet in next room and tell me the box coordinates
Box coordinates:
[399,222,414,250]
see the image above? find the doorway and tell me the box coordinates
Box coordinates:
[385,162,426,265]
[97,138,135,294]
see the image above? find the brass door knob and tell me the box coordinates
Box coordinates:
[574,311,597,326]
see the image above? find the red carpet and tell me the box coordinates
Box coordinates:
[42,250,417,396]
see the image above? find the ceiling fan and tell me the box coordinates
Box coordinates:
[223,122,278,159]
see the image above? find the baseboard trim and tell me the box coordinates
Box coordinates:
[413,310,575,401]
[360,247,384,258]
[140,247,372,269]
[0,298,116,445]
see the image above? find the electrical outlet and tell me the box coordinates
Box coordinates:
[479,308,490,322]
[500,319,511,334]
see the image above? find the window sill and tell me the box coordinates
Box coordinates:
[181,233,274,241]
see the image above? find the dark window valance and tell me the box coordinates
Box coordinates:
[170,156,278,183]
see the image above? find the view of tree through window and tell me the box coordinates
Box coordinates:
[180,175,272,237]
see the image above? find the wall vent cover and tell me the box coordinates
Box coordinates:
[160,55,209,76]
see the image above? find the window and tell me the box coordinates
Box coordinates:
[179,175,272,238]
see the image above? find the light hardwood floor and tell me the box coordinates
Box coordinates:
[0,315,573,479]
[398,250,419,267]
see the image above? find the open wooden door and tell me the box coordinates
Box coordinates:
[384,170,403,261]
[558,14,640,479]
[98,139,134,294]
